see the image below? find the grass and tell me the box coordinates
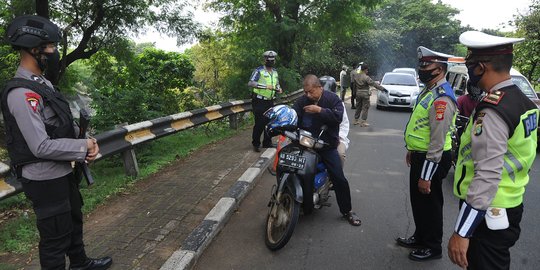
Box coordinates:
[0,118,249,255]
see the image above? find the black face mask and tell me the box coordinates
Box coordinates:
[43,49,61,84]
[418,68,438,83]
[265,60,275,68]
[467,63,484,88]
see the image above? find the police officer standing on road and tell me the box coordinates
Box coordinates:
[448,31,538,270]
[1,15,112,270]
[396,46,457,261]
[248,50,282,152]
[351,65,386,127]
[339,65,350,101]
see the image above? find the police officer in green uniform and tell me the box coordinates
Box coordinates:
[1,15,112,270]
[248,50,282,152]
[448,31,538,270]
[351,65,386,127]
[396,46,457,261]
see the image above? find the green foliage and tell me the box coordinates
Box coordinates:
[513,0,540,82]
[333,0,464,76]
[89,46,195,131]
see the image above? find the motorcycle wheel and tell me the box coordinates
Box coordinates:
[265,186,300,251]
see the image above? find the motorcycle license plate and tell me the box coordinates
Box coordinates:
[279,153,306,169]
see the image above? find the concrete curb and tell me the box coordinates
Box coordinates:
[160,148,276,270]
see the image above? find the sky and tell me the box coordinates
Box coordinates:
[136,0,535,52]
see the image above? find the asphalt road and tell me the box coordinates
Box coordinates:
[194,100,540,270]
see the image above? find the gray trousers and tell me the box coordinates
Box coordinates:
[354,91,370,120]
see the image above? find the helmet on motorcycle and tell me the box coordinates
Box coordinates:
[5,15,62,49]
[264,105,298,137]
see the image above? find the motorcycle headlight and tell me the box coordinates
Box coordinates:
[299,134,315,148]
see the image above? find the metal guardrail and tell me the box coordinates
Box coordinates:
[0,90,304,201]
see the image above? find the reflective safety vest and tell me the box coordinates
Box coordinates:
[454,86,539,208]
[252,67,279,99]
[405,82,456,151]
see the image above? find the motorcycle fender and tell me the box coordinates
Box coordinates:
[289,174,304,203]
[277,173,303,203]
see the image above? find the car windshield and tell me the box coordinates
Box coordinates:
[393,69,416,78]
[511,76,536,98]
[382,74,417,86]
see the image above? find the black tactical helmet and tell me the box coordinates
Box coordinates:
[5,15,62,49]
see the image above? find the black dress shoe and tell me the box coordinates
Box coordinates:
[409,248,442,261]
[70,257,113,270]
[396,236,425,249]
[253,145,261,152]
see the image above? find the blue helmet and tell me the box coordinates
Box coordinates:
[264,105,298,136]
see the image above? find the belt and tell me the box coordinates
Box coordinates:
[255,94,273,100]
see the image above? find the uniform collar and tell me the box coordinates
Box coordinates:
[14,66,54,89]
[488,79,513,93]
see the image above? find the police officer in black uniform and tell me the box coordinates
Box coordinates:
[1,15,112,270]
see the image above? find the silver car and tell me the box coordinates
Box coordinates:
[376,72,420,110]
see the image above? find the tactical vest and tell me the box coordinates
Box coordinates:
[454,85,538,208]
[252,67,279,99]
[405,82,456,151]
[1,78,76,167]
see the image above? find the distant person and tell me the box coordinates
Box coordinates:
[350,63,358,109]
[339,65,350,101]
[248,50,282,152]
[448,31,538,270]
[397,46,457,262]
[293,74,361,226]
[2,15,112,270]
[351,66,386,127]
[457,81,483,118]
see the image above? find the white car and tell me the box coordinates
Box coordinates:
[392,67,417,79]
[377,72,420,110]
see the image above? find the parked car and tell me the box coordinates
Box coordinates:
[392,67,417,79]
[376,72,420,110]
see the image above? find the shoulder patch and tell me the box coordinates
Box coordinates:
[434,100,447,121]
[437,87,445,95]
[523,112,538,138]
[483,91,505,105]
[474,123,483,136]
[25,92,41,112]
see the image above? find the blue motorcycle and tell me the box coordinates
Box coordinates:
[264,126,332,250]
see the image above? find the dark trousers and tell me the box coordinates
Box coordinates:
[340,86,348,101]
[350,84,357,108]
[21,173,87,270]
[467,203,523,270]
[354,92,370,120]
[409,151,451,253]
[318,148,352,214]
[251,97,274,147]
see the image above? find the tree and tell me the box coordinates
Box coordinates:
[207,0,380,68]
[0,0,199,84]
[513,0,540,83]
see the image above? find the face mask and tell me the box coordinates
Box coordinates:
[466,80,484,101]
[418,68,438,83]
[265,60,274,68]
[43,49,61,84]
[467,63,484,88]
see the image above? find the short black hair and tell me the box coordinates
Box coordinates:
[469,54,513,73]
